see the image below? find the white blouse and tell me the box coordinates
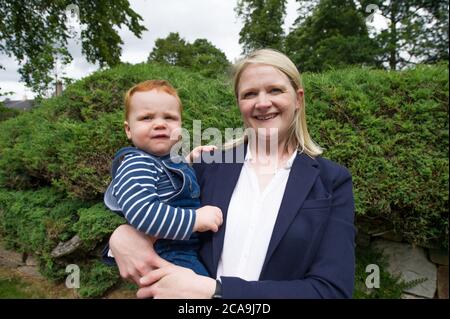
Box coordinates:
[216,147,297,281]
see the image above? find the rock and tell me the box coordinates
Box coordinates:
[51,235,83,258]
[372,239,437,299]
[437,266,448,299]
[0,245,25,267]
[380,230,403,243]
[17,265,44,279]
[429,249,449,266]
[401,292,426,299]
[25,254,39,266]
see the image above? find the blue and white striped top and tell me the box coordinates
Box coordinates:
[112,153,196,240]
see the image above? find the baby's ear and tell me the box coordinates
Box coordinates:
[124,121,132,140]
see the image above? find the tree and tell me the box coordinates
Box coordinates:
[189,39,230,77]
[148,32,192,67]
[359,0,449,70]
[285,0,377,72]
[292,0,319,26]
[235,0,287,54]
[148,33,230,78]
[0,0,146,96]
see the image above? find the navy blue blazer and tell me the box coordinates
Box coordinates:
[193,145,356,299]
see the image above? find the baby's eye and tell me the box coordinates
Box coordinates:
[141,115,152,120]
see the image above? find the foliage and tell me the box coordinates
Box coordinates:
[304,63,449,248]
[72,203,126,251]
[358,0,449,70]
[235,0,287,53]
[0,104,21,122]
[286,0,378,72]
[148,33,230,78]
[0,0,146,96]
[0,188,88,252]
[78,260,119,298]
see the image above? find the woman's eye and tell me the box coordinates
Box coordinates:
[271,88,283,94]
[243,92,256,99]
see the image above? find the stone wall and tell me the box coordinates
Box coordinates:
[357,231,448,299]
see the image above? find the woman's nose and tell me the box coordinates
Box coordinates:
[255,92,272,109]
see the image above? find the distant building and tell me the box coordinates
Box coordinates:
[2,81,63,110]
[2,97,34,111]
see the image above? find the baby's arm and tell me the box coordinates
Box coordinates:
[113,154,222,240]
[193,205,223,233]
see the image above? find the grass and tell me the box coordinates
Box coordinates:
[0,265,137,299]
[0,266,76,298]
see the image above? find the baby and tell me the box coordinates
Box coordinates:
[104,80,222,276]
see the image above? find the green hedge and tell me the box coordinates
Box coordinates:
[303,64,448,248]
[0,62,448,297]
[0,104,21,122]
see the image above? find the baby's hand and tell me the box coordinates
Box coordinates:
[194,205,223,233]
[185,145,217,164]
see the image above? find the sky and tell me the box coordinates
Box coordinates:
[0,0,386,101]
[0,0,300,101]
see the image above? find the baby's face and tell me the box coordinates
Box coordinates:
[125,90,182,156]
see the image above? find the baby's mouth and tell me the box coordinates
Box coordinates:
[151,134,169,139]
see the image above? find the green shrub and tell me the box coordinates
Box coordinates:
[72,203,126,251]
[0,104,21,122]
[78,260,120,298]
[304,64,448,248]
[0,188,87,252]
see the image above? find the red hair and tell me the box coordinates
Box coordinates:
[124,80,182,119]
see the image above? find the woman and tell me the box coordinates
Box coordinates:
[108,49,356,298]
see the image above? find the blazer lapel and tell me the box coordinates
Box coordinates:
[261,152,319,274]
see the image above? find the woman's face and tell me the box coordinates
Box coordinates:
[237,63,303,146]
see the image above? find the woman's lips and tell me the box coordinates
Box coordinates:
[253,113,279,121]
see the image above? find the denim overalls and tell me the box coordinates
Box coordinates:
[104,147,208,276]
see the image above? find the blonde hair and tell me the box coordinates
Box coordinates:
[229,48,323,157]
[124,80,182,120]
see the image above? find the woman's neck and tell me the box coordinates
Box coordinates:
[248,137,295,167]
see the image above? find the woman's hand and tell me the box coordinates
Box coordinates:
[185,145,217,164]
[109,224,170,285]
[136,265,216,299]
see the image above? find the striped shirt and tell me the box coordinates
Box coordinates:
[112,153,196,240]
